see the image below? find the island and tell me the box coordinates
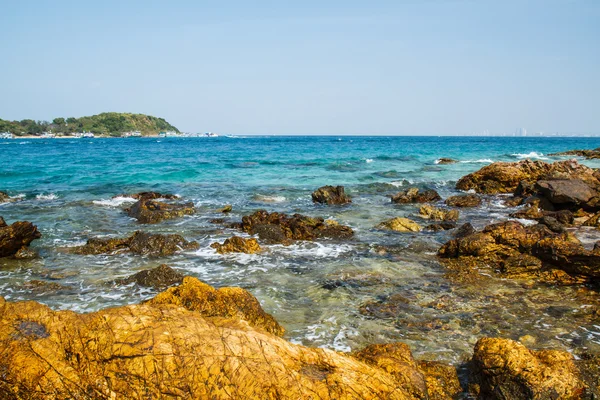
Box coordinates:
[0,112,179,137]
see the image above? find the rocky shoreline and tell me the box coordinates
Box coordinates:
[1,162,600,398]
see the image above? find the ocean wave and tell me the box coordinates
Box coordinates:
[459,159,494,164]
[272,242,354,258]
[511,151,548,160]
[365,158,374,163]
[252,194,287,203]
[92,196,137,207]
[36,193,58,200]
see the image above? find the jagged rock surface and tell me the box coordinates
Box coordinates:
[211,236,261,254]
[114,264,184,289]
[126,198,196,224]
[73,231,199,257]
[0,219,41,258]
[391,188,441,204]
[377,217,422,232]
[311,185,352,205]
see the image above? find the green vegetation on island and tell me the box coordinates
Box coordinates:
[0,112,179,136]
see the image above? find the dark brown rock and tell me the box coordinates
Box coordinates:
[445,194,481,208]
[240,210,353,243]
[126,198,196,224]
[311,185,352,205]
[535,179,595,206]
[0,220,41,258]
[538,216,564,233]
[436,158,458,164]
[455,223,476,238]
[549,148,600,159]
[113,191,178,200]
[425,222,456,232]
[115,264,184,289]
[73,231,199,257]
[0,191,11,203]
[391,188,441,204]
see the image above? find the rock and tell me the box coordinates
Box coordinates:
[391,188,441,204]
[114,264,184,289]
[311,185,352,205]
[13,246,38,259]
[425,222,456,232]
[240,210,354,243]
[0,219,41,258]
[535,179,595,206]
[73,231,199,257]
[439,220,600,282]
[377,217,422,232]
[211,236,261,254]
[0,216,5,227]
[359,294,412,319]
[445,194,481,208]
[549,148,600,159]
[0,278,454,399]
[456,159,600,194]
[126,198,196,224]
[419,205,459,221]
[417,361,462,400]
[576,353,600,398]
[113,191,178,200]
[353,343,428,399]
[21,280,69,293]
[514,180,537,197]
[470,337,585,400]
[436,158,458,164]
[218,204,232,213]
[538,216,564,233]
[0,191,11,203]
[455,223,476,238]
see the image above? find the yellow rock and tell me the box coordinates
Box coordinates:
[377,217,422,232]
[211,236,261,254]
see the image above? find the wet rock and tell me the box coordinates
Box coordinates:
[0,216,5,227]
[583,212,600,228]
[359,294,412,319]
[436,158,457,164]
[113,191,178,200]
[311,185,352,205]
[425,222,456,232]
[218,204,232,213]
[549,148,600,159]
[209,217,227,224]
[391,187,441,204]
[455,223,476,238]
[456,159,600,194]
[514,180,537,197]
[0,219,41,258]
[377,217,422,232]
[538,216,564,233]
[21,280,69,293]
[240,210,353,243]
[419,205,459,221]
[0,280,443,399]
[445,194,481,208]
[321,271,391,290]
[576,353,600,398]
[439,220,600,283]
[73,231,199,257]
[535,179,595,206]
[417,361,462,400]
[13,246,38,259]
[0,191,11,203]
[114,264,184,289]
[469,337,585,400]
[211,236,261,254]
[126,198,196,224]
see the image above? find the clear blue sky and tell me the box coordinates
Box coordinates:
[1,0,598,135]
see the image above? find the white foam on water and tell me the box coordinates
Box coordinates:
[365,158,374,163]
[36,193,58,200]
[512,151,548,160]
[253,194,286,203]
[92,196,137,207]
[272,242,354,258]
[460,159,493,163]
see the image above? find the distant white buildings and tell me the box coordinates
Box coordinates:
[516,128,527,137]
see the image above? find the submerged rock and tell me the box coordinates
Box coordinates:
[377,217,422,232]
[21,280,70,293]
[218,204,232,213]
[113,191,178,200]
[0,219,41,258]
[311,185,352,205]
[73,231,199,257]
[391,188,441,204]
[425,222,457,232]
[126,198,196,224]
[114,264,184,289]
[438,220,600,283]
[445,194,481,208]
[419,205,459,222]
[469,337,585,400]
[240,210,354,243]
[211,236,261,254]
[436,158,458,165]
[456,159,600,194]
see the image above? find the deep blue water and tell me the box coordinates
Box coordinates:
[1,136,600,362]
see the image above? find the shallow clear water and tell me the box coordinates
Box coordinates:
[1,136,600,363]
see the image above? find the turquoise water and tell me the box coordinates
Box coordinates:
[1,136,600,362]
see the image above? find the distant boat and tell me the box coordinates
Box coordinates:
[123,131,141,137]
[0,132,13,139]
[40,132,56,138]
[204,132,218,137]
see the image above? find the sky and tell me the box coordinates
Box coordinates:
[1,0,599,135]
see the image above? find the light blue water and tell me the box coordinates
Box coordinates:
[1,136,600,362]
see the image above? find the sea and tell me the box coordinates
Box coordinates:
[1,135,600,363]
